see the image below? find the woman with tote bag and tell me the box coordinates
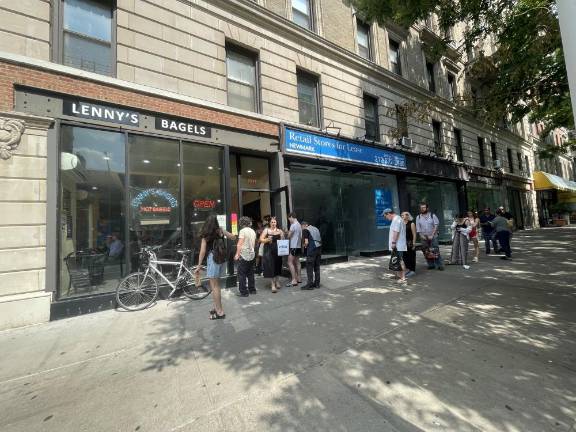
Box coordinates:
[259,217,285,293]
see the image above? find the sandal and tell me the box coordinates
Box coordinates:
[209,311,226,320]
[271,286,278,293]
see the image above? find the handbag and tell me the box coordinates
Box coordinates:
[277,239,289,256]
[423,247,439,260]
[388,249,403,272]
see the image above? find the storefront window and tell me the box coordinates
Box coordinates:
[291,165,398,255]
[405,178,459,241]
[128,135,180,268]
[239,156,270,190]
[183,142,224,261]
[59,126,126,298]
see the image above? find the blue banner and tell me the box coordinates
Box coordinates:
[375,189,393,229]
[284,127,406,170]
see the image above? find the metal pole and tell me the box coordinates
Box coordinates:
[557,0,576,127]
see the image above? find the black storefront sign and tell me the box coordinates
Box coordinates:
[155,117,212,138]
[63,100,140,126]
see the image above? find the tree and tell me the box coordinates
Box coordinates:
[348,0,575,157]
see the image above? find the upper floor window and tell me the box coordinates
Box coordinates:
[396,105,408,138]
[478,137,486,167]
[525,155,530,175]
[517,152,523,171]
[297,70,320,127]
[363,94,379,141]
[447,73,456,101]
[454,128,464,162]
[389,39,401,75]
[292,0,312,30]
[62,0,113,75]
[432,120,443,154]
[507,148,514,173]
[226,46,258,112]
[426,61,436,93]
[357,20,372,60]
[490,141,497,163]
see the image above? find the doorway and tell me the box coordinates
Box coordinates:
[240,190,271,224]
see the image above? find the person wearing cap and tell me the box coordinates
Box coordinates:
[383,208,407,283]
[415,203,445,270]
[300,221,322,290]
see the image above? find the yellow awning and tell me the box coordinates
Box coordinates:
[533,171,576,192]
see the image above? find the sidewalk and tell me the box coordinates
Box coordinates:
[0,228,575,431]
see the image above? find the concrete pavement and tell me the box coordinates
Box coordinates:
[0,227,575,431]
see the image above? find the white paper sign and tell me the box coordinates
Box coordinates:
[277,239,289,256]
[217,214,227,231]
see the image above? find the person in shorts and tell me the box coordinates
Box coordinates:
[384,209,407,283]
[235,216,257,297]
[286,212,302,287]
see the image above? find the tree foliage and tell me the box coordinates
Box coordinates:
[348,0,575,156]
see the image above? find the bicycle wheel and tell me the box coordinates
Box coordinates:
[116,272,159,311]
[180,271,211,300]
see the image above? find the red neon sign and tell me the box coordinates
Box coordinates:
[193,199,216,209]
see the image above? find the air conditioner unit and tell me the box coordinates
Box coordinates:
[493,159,502,169]
[400,137,413,148]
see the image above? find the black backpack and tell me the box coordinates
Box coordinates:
[212,236,227,264]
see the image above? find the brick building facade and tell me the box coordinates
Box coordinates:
[0,0,572,328]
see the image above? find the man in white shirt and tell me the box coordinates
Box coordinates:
[384,208,407,283]
[235,216,257,296]
[286,212,302,287]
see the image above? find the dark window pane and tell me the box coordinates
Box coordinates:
[432,120,442,153]
[59,126,126,299]
[426,62,436,93]
[478,137,486,166]
[454,128,463,162]
[64,0,112,42]
[507,148,514,172]
[63,32,112,75]
[363,95,379,141]
[128,135,181,268]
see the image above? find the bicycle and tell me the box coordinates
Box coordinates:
[116,246,211,311]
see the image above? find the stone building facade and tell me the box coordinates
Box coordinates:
[0,0,571,328]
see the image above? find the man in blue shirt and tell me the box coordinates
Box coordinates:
[479,208,498,254]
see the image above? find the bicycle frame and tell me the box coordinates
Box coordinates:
[143,250,195,297]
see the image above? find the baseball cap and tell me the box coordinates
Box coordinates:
[382,208,393,215]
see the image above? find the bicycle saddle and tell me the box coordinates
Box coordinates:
[176,249,192,255]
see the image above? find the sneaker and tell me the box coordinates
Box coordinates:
[300,285,314,290]
[437,266,445,271]
[472,257,478,263]
[405,271,416,278]
[249,289,257,294]
[236,292,249,297]
[463,265,470,270]
[397,278,407,284]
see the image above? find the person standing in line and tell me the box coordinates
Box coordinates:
[235,216,257,297]
[286,212,302,287]
[384,209,407,283]
[401,211,417,277]
[300,221,322,290]
[448,214,472,269]
[260,216,284,293]
[195,215,236,320]
[415,203,445,270]
[465,210,480,263]
[490,209,513,260]
[479,208,498,254]
[254,219,264,275]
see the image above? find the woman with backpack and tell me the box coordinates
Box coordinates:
[195,215,235,320]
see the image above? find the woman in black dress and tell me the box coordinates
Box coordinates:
[259,217,284,293]
[401,211,417,277]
